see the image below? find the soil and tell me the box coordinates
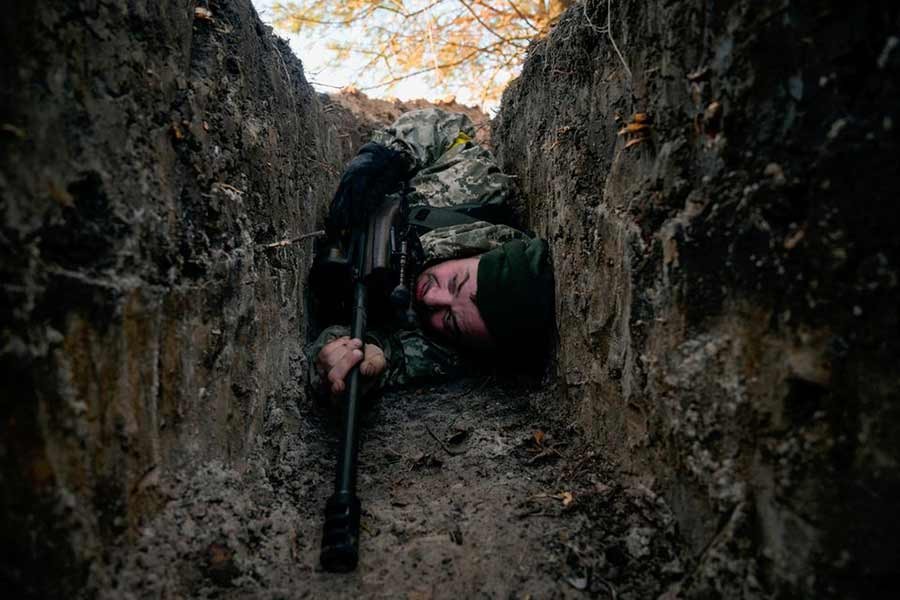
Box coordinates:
[102,378,686,599]
[493,1,900,596]
[2,0,898,598]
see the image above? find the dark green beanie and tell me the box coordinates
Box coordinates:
[476,238,555,352]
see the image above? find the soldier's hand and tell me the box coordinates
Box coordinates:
[316,336,386,396]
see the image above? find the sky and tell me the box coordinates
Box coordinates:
[250,0,489,109]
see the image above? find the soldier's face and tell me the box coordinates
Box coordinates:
[414,256,494,348]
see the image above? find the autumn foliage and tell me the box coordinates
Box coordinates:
[272,1,573,106]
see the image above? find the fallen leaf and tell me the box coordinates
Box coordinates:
[410,452,443,470]
[686,66,710,82]
[527,450,559,465]
[533,430,545,447]
[383,448,404,461]
[48,182,74,208]
[633,112,652,124]
[194,7,213,21]
[784,228,805,250]
[445,429,469,446]
[617,122,652,136]
[561,491,575,507]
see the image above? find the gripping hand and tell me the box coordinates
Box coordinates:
[316,337,387,397]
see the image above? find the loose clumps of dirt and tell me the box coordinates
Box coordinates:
[102,380,688,599]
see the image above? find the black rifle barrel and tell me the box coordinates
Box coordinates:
[320,235,368,573]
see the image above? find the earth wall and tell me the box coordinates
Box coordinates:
[493,1,900,596]
[0,1,341,595]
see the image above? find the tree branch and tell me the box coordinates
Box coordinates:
[506,0,541,33]
[458,0,528,49]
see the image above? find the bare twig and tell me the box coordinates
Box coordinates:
[605,0,633,81]
[582,0,633,82]
[506,0,540,33]
[261,230,325,249]
[309,80,344,89]
[360,47,481,91]
[424,423,467,456]
[273,5,379,28]
[459,0,528,49]
[596,575,619,600]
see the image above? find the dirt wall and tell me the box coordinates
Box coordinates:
[493,0,900,597]
[0,1,341,596]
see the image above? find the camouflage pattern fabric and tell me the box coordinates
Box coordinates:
[305,325,473,395]
[307,108,523,396]
[371,108,513,210]
[420,221,527,264]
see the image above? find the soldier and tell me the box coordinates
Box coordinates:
[307,108,555,398]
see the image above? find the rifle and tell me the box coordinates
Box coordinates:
[315,191,419,572]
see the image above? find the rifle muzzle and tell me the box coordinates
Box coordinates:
[320,491,361,572]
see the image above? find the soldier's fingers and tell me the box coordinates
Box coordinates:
[318,346,349,372]
[317,338,346,365]
[360,346,386,377]
[327,348,363,391]
[318,337,355,367]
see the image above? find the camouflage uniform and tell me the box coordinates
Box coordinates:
[307,109,526,394]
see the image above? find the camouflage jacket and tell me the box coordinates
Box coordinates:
[306,109,526,395]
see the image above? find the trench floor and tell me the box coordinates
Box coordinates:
[104,380,686,599]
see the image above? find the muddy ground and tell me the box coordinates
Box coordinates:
[102,378,686,599]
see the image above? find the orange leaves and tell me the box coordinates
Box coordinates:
[270,1,569,106]
[194,7,213,22]
[618,112,653,150]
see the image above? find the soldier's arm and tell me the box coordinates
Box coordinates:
[376,328,477,390]
[370,109,477,171]
[419,221,529,263]
[306,324,479,399]
[305,325,353,397]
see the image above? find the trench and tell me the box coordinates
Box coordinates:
[2,1,898,599]
[100,381,685,599]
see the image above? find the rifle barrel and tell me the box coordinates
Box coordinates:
[320,237,368,572]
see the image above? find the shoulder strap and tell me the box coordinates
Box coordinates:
[407,203,512,236]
